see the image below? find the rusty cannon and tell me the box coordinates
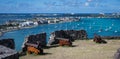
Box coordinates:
[26,43,43,55]
[93,34,107,44]
[57,38,72,46]
[22,33,46,55]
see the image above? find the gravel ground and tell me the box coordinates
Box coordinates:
[20,39,120,59]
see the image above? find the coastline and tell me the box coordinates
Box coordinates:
[0,27,20,37]
[0,25,38,38]
[0,16,81,38]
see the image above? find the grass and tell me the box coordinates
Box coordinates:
[20,39,120,59]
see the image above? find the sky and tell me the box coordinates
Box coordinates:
[0,0,120,13]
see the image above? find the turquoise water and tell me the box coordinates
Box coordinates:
[0,18,120,51]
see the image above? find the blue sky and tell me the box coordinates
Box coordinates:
[0,0,120,13]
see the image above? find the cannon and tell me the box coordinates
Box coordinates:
[27,46,40,55]
[59,39,72,46]
[57,38,72,46]
[22,33,46,54]
[25,43,43,55]
[93,34,107,44]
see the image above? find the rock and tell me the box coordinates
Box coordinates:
[47,32,57,45]
[0,45,19,59]
[0,38,15,49]
[114,48,120,59]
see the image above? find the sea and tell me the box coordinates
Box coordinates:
[0,13,120,51]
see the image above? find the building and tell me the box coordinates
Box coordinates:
[19,21,38,27]
[48,19,59,24]
[37,20,48,24]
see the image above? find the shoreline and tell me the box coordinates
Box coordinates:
[0,19,80,38]
[0,17,80,38]
[1,24,120,39]
[0,25,38,38]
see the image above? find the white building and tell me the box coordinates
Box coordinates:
[48,19,59,24]
[19,21,38,27]
[48,20,54,24]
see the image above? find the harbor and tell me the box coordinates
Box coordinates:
[0,16,120,51]
[0,0,120,59]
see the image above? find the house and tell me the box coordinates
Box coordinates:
[48,19,59,24]
[37,20,48,24]
[19,21,38,27]
[48,20,55,24]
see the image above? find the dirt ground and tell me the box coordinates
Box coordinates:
[20,39,120,59]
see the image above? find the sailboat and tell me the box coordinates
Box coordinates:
[89,24,92,29]
[114,30,118,33]
[98,24,102,33]
[105,28,109,31]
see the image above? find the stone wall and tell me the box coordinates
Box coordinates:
[102,36,120,39]
[48,30,87,45]
[22,33,46,52]
[0,38,15,49]
[0,45,19,59]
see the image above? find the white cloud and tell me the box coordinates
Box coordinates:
[85,2,89,6]
[88,0,92,2]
